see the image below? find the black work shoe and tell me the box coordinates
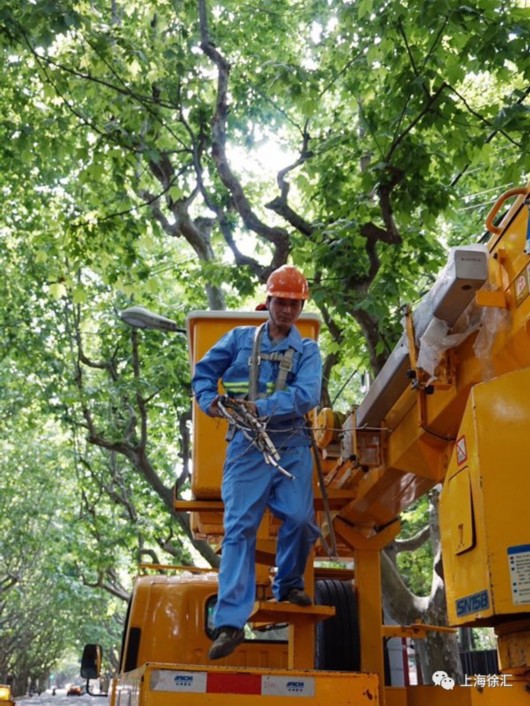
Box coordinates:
[284,588,312,606]
[208,626,245,660]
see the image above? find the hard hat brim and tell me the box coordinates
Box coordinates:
[267,291,308,300]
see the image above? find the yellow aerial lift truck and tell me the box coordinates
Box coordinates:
[83,185,530,706]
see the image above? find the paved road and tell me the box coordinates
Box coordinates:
[17,691,108,706]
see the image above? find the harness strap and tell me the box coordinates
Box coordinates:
[274,347,295,392]
[248,324,296,401]
[248,324,266,401]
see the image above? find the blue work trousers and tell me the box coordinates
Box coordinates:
[213,440,319,630]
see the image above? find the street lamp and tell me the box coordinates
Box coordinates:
[120,306,185,333]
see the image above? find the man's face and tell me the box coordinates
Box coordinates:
[267,297,303,329]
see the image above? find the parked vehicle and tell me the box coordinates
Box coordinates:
[0,685,14,706]
[66,685,84,696]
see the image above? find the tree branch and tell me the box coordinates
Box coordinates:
[397,20,420,79]
[265,128,315,236]
[386,82,448,163]
[449,83,525,149]
[69,299,221,567]
[197,0,290,270]
[394,525,430,553]
[315,297,344,407]
[381,550,429,623]
[130,329,148,448]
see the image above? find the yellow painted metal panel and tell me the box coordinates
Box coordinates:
[125,668,530,706]
[473,369,530,618]
[440,366,530,626]
[127,574,290,670]
[140,664,379,706]
[356,549,386,682]
[444,468,474,555]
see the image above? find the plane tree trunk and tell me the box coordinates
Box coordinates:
[381,488,464,685]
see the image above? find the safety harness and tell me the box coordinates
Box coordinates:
[248,323,296,401]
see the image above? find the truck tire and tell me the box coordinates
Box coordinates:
[315,579,361,671]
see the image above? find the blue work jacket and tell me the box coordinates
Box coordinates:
[192,322,322,448]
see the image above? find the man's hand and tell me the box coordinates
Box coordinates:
[207,397,224,418]
[212,396,257,419]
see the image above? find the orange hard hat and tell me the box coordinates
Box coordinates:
[265,265,309,300]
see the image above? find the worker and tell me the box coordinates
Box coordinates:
[192,264,322,660]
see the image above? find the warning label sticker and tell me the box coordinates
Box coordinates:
[508,544,530,605]
[262,676,315,697]
[456,436,467,466]
[151,670,207,693]
[514,264,530,307]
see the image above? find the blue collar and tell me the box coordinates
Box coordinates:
[264,322,304,353]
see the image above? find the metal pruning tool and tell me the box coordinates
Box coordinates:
[217,396,295,480]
